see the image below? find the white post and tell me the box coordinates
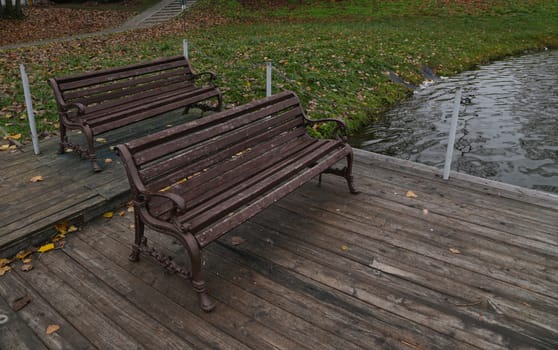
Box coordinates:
[266,62,272,97]
[183,39,188,59]
[19,64,40,155]
[443,88,462,180]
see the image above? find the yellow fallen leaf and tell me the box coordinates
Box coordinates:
[406,191,418,198]
[55,221,68,235]
[21,264,33,272]
[30,175,44,183]
[341,245,348,251]
[104,158,113,163]
[127,206,134,213]
[0,144,9,151]
[95,137,107,143]
[46,324,60,335]
[159,186,171,192]
[449,248,461,254]
[9,145,16,150]
[8,133,21,140]
[23,258,32,264]
[15,250,32,260]
[103,211,114,218]
[0,258,11,267]
[37,243,55,253]
[67,225,78,233]
[65,148,73,153]
[0,265,11,276]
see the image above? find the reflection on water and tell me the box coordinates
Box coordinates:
[351,50,558,193]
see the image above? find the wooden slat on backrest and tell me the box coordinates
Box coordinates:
[57,56,192,91]
[128,91,300,162]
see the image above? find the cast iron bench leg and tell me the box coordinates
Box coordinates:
[182,233,216,312]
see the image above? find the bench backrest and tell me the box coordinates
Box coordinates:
[49,55,196,112]
[117,91,309,192]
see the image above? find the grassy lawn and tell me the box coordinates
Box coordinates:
[1,0,557,140]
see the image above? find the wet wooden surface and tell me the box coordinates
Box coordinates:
[1,148,557,349]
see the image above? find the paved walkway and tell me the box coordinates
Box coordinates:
[0,0,193,50]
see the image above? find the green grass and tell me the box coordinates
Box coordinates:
[1,0,557,140]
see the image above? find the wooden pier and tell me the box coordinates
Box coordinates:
[1,144,557,349]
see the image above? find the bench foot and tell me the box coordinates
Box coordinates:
[192,280,216,312]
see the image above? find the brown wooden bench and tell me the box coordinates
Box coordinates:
[116,91,358,311]
[49,55,223,172]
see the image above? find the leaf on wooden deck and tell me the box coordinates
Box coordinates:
[45,324,60,335]
[12,295,32,311]
[118,210,126,217]
[0,265,11,276]
[22,258,32,264]
[0,258,11,267]
[405,190,418,198]
[37,243,55,253]
[422,208,429,215]
[449,247,461,254]
[95,137,107,143]
[7,133,21,140]
[231,236,246,246]
[55,221,69,235]
[0,144,10,151]
[103,211,114,218]
[30,175,44,183]
[68,225,78,233]
[21,264,33,272]
[341,245,348,251]
[15,250,32,260]
[104,158,113,163]
[127,206,134,213]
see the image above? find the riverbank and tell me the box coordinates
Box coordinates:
[1,0,557,140]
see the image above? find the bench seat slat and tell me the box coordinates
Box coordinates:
[91,89,219,134]
[132,94,300,165]
[57,57,190,91]
[63,69,190,101]
[68,75,191,108]
[141,112,306,188]
[193,144,352,246]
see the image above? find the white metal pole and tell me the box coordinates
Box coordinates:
[183,39,188,59]
[443,88,462,180]
[19,64,40,155]
[266,62,272,97]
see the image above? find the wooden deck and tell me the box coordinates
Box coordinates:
[1,149,557,350]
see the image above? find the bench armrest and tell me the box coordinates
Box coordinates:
[62,102,87,116]
[304,117,348,142]
[142,191,188,216]
[193,71,217,84]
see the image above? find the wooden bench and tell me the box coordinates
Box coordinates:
[49,55,223,172]
[116,91,358,311]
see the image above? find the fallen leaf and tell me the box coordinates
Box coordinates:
[0,265,11,276]
[21,264,33,272]
[54,221,68,235]
[118,210,125,216]
[103,211,114,218]
[406,191,418,198]
[67,225,78,233]
[449,248,461,254]
[46,324,60,335]
[127,206,134,213]
[22,258,32,264]
[341,245,348,251]
[15,250,32,260]
[231,236,246,246]
[0,144,9,151]
[37,243,55,253]
[65,148,73,153]
[104,158,112,163]
[12,295,32,311]
[0,258,11,267]
[8,133,21,140]
[95,137,107,143]
[9,145,16,150]
[422,208,429,215]
[30,175,44,182]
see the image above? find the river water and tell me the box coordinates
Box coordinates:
[351,50,558,194]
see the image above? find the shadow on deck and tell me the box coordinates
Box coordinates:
[1,143,557,349]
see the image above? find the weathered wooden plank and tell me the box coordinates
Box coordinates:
[0,270,95,350]
[106,218,378,350]
[38,249,197,350]
[0,291,47,350]
[248,207,558,345]
[353,148,558,209]
[63,232,256,350]
[12,258,143,349]
[352,163,558,240]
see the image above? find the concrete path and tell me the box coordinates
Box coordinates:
[0,0,193,50]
